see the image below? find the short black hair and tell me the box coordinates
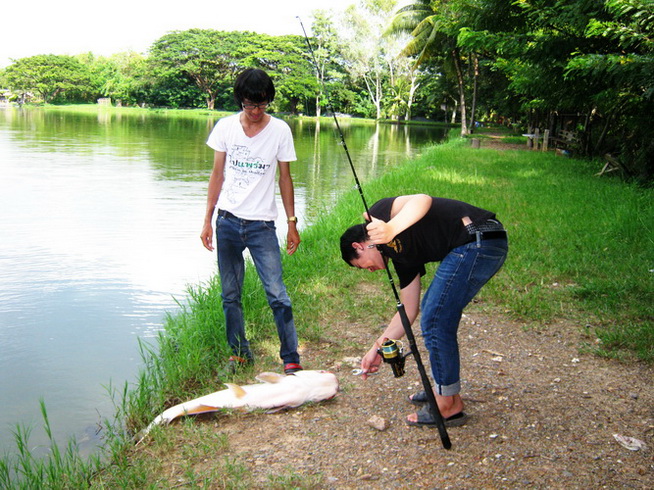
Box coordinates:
[340,223,369,265]
[233,68,275,106]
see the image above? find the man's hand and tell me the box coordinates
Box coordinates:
[360,344,382,380]
[200,223,214,251]
[286,225,301,255]
[366,217,396,245]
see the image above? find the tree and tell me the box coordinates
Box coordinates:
[150,30,262,110]
[453,0,652,180]
[244,34,317,114]
[308,10,343,117]
[389,0,473,134]
[564,0,654,178]
[93,51,151,106]
[340,0,401,119]
[149,29,318,113]
[382,30,421,121]
[4,54,94,103]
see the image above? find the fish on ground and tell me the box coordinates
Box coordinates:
[138,370,339,442]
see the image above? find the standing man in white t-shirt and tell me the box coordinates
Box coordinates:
[200,68,303,375]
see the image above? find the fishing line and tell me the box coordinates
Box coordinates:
[297,17,451,450]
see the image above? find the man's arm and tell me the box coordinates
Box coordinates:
[200,151,226,251]
[360,274,421,379]
[366,194,432,245]
[278,161,301,255]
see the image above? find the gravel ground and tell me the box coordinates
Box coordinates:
[145,308,653,489]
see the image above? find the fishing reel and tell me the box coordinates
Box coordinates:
[377,339,410,378]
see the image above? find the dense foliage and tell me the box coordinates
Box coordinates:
[1,0,651,181]
[2,54,96,104]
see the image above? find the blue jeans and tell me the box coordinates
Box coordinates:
[420,237,508,396]
[216,213,299,364]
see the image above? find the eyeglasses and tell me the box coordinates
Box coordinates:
[242,102,269,110]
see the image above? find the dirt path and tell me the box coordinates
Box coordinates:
[180,307,653,489]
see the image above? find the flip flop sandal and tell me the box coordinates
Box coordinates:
[407,391,428,405]
[406,404,469,428]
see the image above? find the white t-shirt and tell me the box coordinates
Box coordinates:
[206,113,297,221]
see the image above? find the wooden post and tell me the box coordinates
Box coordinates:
[533,128,540,150]
[542,129,549,152]
[471,138,480,149]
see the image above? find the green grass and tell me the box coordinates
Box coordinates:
[0,400,103,488]
[21,103,232,120]
[397,140,652,354]
[2,135,651,487]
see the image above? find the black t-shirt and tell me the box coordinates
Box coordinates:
[369,197,495,288]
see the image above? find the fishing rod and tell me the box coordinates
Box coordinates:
[296,18,371,218]
[297,17,451,450]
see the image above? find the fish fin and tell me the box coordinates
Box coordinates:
[181,404,220,416]
[225,383,247,398]
[255,372,285,383]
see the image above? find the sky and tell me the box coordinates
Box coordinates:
[0,0,357,68]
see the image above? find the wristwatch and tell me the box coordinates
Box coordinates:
[287,216,298,224]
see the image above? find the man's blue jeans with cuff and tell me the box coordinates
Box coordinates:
[420,237,508,396]
[216,214,299,364]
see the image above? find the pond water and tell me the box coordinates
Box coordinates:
[0,107,446,455]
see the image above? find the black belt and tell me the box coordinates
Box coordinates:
[478,230,507,240]
[465,229,508,245]
[218,209,238,220]
[217,209,268,223]
[219,209,257,222]
[464,217,507,243]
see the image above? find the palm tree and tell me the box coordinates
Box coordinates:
[388,0,470,135]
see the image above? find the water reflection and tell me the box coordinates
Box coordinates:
[0,107,445,456]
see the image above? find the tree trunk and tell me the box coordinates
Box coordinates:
[315,68,323,117]
[289,98,298,115]
[362,74,383,120]
[375,74,383,119]
[468,54,479,134]
[452,48,468,136]
[594,108,615,155]
[405,70,419,121]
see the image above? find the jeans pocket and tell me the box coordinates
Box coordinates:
[261,220,276,232]
[467,250,507,290]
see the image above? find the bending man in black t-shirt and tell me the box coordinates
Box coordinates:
[340,194,508,427]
